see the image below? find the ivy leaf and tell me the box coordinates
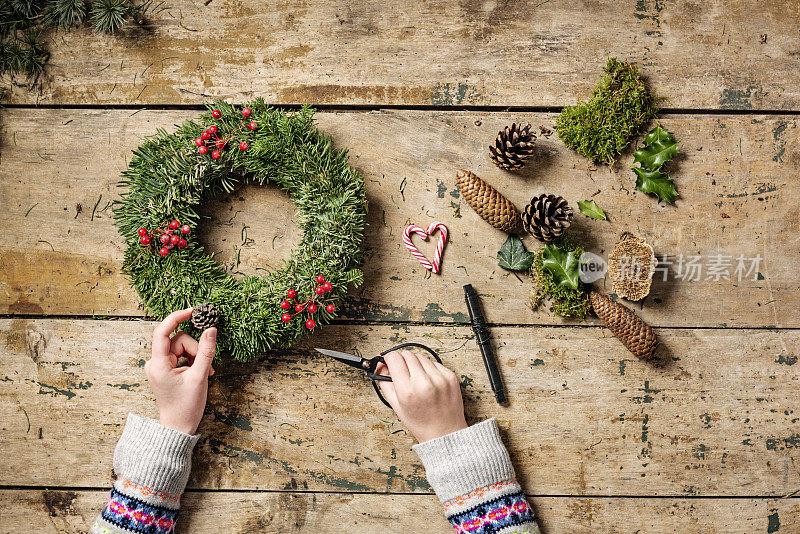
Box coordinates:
[632,167,679,203]
[633,125,679,170]
[541,244,580,290]
[497,235,535,271]
[577,200,607,220]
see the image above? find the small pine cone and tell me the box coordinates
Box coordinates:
[522,194,573,242]
[456,169,521,233]
[590,291,658,361]
[489,123,536,170]
[191,303,220,330]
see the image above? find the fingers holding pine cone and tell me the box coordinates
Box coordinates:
[590,291,658,361]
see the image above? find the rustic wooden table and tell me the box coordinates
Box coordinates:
[1,1,799,532]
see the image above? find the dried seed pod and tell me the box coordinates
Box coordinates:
[607,232,656,301]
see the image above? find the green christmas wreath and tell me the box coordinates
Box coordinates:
[113,100,367,362]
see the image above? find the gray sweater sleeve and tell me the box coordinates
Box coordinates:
[413,418,540,533]
[90,414,199,534]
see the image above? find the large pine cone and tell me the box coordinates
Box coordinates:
[456,170,521,233]
[590,291,658,361]
[191,302,220,330]
[522,194,573,242]
[489,123,536,170]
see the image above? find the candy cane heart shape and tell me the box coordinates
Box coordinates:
[402,222,448,274]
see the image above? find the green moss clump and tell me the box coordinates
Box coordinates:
[555,58,660,165]
[529,234,591,320]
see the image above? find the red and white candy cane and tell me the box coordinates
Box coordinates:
[403,222,448,274]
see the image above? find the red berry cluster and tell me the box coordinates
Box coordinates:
[280,275,336,329]
[193,107,258,160]
[137,220,191,257]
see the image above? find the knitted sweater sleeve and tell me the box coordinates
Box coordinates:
[90,414,200,534]
[412,418,540,534]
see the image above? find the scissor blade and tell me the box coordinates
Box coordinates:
[315,348,365,369]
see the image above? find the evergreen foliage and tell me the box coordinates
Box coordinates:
[0,0,153,88]
[528,234,591,319]
[555,58,660,165]
[113,100,368,362]
[631,124,679,203]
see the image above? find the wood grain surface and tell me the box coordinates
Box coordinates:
[1,319,798,496]
[3,3,800,530]
[2,489,798,534]
[2,1,799,109]
[2,109,797,327]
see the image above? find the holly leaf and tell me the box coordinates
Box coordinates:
[497,235,535,271]
[632,167,679,203]
[541,244,580,290]
[634,125,679,170]
[643,124,674,145]
[577,200,607,220]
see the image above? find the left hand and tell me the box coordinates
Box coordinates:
[145,308,217,435]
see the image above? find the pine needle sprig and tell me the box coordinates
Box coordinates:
[10,0,46,19]
[90,0,128,33]
[42,0,86,30]
[0,29,48,82]
[0,0,155,95]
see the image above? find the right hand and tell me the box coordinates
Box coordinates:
[375,350,468,443]
[145,308,217,435]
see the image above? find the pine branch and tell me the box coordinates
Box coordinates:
[89,0,128,33]
[1,0,156,93]
[10,0,46,20]
[42,0,86,30]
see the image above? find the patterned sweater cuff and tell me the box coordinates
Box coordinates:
[412,418,515,503]
[113,413,200,499]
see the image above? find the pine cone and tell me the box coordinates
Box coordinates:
[456,170,521,233]
[522,194,573,242]
[608,232,656,301]
[191,303,220,330]
[489,123,536,170]
[590,291,658,361]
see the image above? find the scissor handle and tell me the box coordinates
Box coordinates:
[369,343,443,408]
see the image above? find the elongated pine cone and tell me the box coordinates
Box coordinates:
[590,291,658,360]
[522,194,573,242]
[191,302,220,330]
[456,169,521,233]
[489,123,536,170]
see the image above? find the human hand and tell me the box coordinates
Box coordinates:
[375,350,468,443]
[145,308,217,435]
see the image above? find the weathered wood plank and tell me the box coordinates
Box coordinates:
[1,320,798,495]
[2,490,798,534]
[1,110,797,327]
[3,1,800,109]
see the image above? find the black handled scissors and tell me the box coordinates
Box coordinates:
[315,343,442,408]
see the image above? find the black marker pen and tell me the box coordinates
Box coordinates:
[463,284,506,404]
